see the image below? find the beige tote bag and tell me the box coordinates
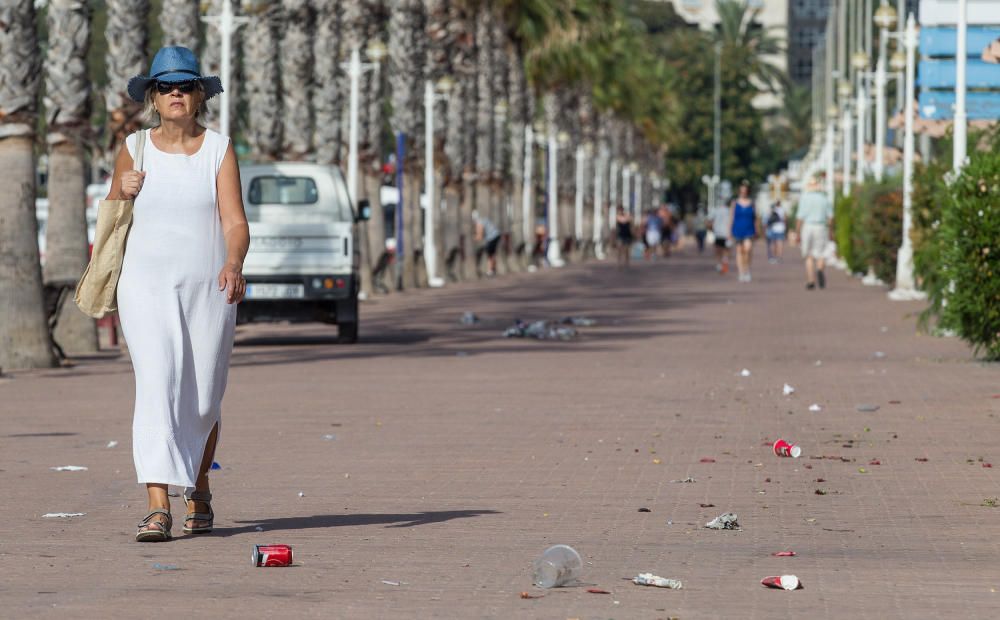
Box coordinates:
[74,130,145,319]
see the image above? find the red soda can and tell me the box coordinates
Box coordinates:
[772,439,802,458]
[252,544,293,567]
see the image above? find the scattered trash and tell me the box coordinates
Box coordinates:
[808,404,822,412]
[889,400,902,404]
[782,384,795,396]
[210,462,222,470]
[671,477,696,483]
[772,551,796,557]
[381,580,405,586]
[532,544,583,588]
[705,512,740,530]
[322,434,337,441]
[699,503,715,508]
[814,489,828,495]
[982,498,999,508]
[773,439,802,458]
[880,326,889,333]
[252,544,293,567]
[106,441,119,449]
[869,459,881,466]
[856,404,880,412]
[297,492,305,497]
[42,512,86,518]
[503,320,578,341]
[699,458,716,463]
[815,360,823,366]
[255,526,264,532]
[459,312,480,325]
[652,458,662,465]
[560,316,597,327]
[586,588,611,594]
[152,563,180,571]
[761,575,803,590]
[874,351,887,359]
[915,457,929,462]
[858,467,868,474]
[520,592,544,599]
[985,463,993,468]
[740,368,751,377]
[50,466,88,472]
[638,507,652,513]
[632,573,683,589]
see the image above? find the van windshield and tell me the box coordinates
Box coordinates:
[246,175,352,223]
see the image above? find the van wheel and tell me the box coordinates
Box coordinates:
[337,321,358,344]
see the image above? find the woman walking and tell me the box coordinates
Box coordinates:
[108,47,249,541]
[615,206,634,268]
[729,181,759,282]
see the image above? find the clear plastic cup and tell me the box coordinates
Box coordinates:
[532,544,583,588]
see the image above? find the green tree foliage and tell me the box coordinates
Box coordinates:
[939,146,1000,359]
[851,179,902,284]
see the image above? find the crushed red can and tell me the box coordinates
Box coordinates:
[761,575,803,590]
[772,439,802,458]
[252,544,293,567]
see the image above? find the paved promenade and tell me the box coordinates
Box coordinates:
[2,246,998,619]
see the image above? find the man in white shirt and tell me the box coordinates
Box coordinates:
[795,177,834,290]
[710,202,731,274]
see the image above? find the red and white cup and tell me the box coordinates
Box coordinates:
[761,575,802,590]
[772,439,802,458]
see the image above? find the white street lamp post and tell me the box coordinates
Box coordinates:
[635,170,643,218]
[574,145,585,241]
[953,0,968,172]
[855,67,866,184]
[873,3,896,182]
[842,105,852,196]
[423,79,450,288]
[593,146,606,258]
[546,129,564,267]
[889,13,926,301]
[202,0,249,137]
[623,165,633,219]
[608,160,619,229]
[521,125,534,248]
[826,106,836,203]
[341,44,385,208]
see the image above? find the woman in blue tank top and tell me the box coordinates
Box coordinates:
[729,180,758,282]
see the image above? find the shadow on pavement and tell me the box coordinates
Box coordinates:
[212,509,502,537]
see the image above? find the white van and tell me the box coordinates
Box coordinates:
[239,162,370,343]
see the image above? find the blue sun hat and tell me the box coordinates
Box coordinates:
[127,46,223,102]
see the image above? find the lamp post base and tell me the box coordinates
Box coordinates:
[888,243,926,301]
[547,240,565,268]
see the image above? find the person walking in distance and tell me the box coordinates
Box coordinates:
[710,199,731,273]
[110,47,249,541]
[729,180,759,282]
[643,208,664,260]
[615,205,634,268]
[693,207,708,253]
[472,210,501,277]
[766,200,787,263]
[795,176,834,290]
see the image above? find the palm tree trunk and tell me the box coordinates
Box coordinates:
[507,47,527,268]
[160,0,200,51]
[44,0,98,354]
[104,0,149,158]
[242,0,282,159]
[280,0,314,159]
[472,7,493,274]
[312,0,342,166]
[388,0,423,290]
[0,0,56,370]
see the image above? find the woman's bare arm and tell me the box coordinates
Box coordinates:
[216,142,250,304]
[105,142,144,201]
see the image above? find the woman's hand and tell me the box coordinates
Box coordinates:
[218,263,246,304]
[118,170,146,200]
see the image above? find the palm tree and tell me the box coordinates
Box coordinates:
[161,0,200,51]
[714,0,785,93]
[242,0,282,160]
[44,0,98,354]
[312,0,343,166]
[0,0,56,370]
[280,0,314,159]
[105,0,149,157]
[387,0,424,289]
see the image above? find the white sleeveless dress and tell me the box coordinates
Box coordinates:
[119,127,236,487]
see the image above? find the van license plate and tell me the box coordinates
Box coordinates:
[246,284,305,300]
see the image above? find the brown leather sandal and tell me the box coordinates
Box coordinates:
[183,490,214,534]
[135,509,172,542]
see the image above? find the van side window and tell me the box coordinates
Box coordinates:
[248,177,319,205]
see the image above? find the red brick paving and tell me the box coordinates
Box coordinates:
[2,246,999,618]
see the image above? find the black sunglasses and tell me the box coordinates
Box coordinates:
[155,80,198,95]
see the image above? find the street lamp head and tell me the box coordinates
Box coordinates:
[435,75,455,94]
[365,40,388,63]
[837,79,852,99]
[851,50,870,70]
[827,104,839,119]
[557,131,570,146]
[874,4,897,30]
[890,50,907,71]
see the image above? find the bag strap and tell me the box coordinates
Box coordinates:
[134,129,146,172]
